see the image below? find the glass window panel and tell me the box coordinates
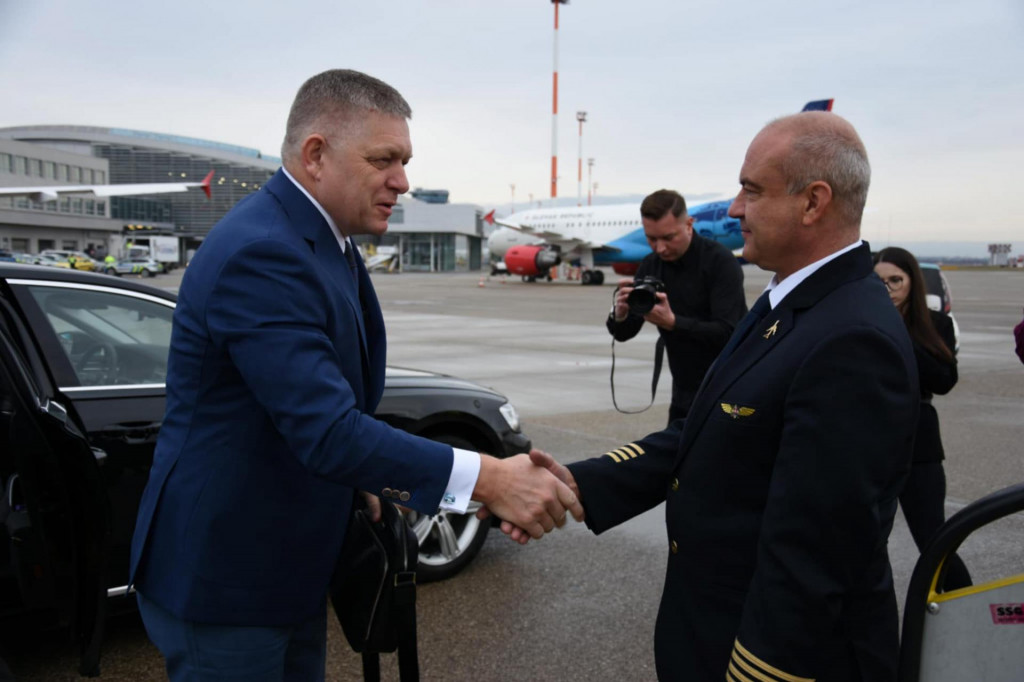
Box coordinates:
[26,285,174,387]
[28,159,41,176]
[43,161,55,179]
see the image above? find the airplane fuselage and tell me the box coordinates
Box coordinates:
[489,198,743,264]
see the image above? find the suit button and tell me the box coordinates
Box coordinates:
[399,491,410,502]
[670,540,678,554]
[382,487,393,498]
[671,478,679,492]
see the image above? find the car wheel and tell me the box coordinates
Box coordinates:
[405,434,490,582]
[141,269,154,278]
[105,267,120,276]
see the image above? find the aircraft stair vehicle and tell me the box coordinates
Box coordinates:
[899,482,1024,681]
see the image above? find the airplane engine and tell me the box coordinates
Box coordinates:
[612,262,640,277]
[505,245,562,277]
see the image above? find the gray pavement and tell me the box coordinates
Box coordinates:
[5,265,1023,681]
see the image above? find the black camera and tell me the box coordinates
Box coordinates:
[626,276,666,315]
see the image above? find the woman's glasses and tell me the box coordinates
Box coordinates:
[881,275,906,292]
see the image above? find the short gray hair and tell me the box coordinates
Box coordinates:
[770,112,871,227]
[281,69,412,163]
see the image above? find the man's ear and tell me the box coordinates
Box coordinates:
[300,134,328,180]
[802,181,833,225]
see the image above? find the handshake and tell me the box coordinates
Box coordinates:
[473,450,583,543]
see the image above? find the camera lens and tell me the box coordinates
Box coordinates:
[627,287,657,315]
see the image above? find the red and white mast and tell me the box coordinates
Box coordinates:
[551,0,568,198]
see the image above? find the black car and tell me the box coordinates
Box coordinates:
[0,263,528,674]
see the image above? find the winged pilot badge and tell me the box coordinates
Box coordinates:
[720,403,756,419]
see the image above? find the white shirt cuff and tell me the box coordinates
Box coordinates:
[438,448,481,514]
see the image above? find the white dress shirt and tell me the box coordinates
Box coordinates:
[762,240,863,309]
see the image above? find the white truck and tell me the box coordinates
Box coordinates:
[124,236,180,270]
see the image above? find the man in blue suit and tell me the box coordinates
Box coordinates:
[130,69,582,681]
[508,112,919,680]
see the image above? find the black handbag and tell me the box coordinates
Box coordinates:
[331,497,419,682]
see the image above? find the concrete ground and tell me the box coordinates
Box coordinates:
[4,265,1023,681]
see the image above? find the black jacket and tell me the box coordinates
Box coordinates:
[575,243,918,681]
[606,234,746,413]
[912,309,958,462]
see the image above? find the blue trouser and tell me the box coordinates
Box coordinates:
[137,591,327,681]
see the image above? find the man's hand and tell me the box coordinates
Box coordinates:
[360,491,382,522]
[643,291,676,330]
[612,278,634,321]
[472,453,584,541]
[486,449,583,545]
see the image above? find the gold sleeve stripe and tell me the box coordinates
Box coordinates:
[622,443,644,456]
[726,664,747,682]
[610,448,628,460]
[605,450,622,463]
[730,654,777,682]
[733,639,815,682]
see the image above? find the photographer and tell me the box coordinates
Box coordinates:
[608,189,746,423]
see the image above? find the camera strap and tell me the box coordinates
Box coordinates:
[610,334,665,414]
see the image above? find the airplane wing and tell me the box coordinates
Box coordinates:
[0,170,214,202]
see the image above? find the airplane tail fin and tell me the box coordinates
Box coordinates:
[200,170,214,199]
[802,99,834,112]
[483,209,495,225]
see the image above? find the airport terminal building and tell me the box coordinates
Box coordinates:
[0,125,484,270]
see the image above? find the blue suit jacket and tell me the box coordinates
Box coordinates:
[130,169,453,625]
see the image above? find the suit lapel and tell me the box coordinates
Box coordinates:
[265,171,373,399]
[679,305,795,457]
[676,243,874,460]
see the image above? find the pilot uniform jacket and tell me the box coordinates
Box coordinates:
[129,169,453,626]
[570,244,919,681]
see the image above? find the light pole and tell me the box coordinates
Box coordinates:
[551,0,569,198]
[576,111,587,207]
[510,183,516,214]
[586,157,594,206]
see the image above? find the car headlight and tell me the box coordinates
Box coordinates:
[498,401,520,432]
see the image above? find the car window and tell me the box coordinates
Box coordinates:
[920,268,942,299]
[25,286,173,387]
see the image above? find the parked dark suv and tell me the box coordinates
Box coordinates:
[0,263,529,675]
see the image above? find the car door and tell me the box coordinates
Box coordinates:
[0,298,108,674]
[5,278,173,594]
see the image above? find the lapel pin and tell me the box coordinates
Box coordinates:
[763,320,779,339]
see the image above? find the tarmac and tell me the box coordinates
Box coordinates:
[5,264,1023,681]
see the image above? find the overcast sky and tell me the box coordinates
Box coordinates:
[1,0,1021,244]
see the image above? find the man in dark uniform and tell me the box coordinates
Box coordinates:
[514,112,919,681]
[607,189,746,423]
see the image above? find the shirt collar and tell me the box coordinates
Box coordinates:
[281,166,349,253]
[762,240,863,309]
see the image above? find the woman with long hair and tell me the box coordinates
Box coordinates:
[874,247,971,589]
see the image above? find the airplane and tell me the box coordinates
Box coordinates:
[0,170,215,202]
[486,99,834,285]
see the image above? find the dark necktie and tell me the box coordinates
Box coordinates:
[715,289,772,367]
[343,240,359,292]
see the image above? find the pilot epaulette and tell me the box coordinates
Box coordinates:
[604,443,645,463]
